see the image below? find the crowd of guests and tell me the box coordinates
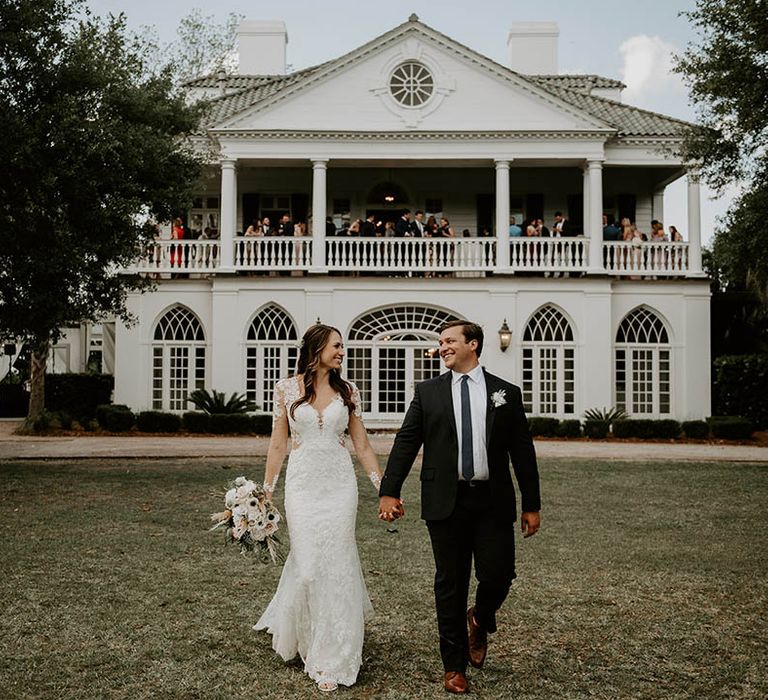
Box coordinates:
[601,216,684,243]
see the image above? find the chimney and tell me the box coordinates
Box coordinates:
[507,22,559,75]
[237,20,288,75]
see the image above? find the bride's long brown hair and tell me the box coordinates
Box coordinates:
[290,324,356,419]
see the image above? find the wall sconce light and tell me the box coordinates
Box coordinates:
[498,319,512,352]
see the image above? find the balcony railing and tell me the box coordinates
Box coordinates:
[129,237,693,277]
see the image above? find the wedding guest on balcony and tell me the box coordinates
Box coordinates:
[278,213,294,237]
[292,221,307,275]
[325,215,337,238]
[360,213,377,237]
[525,219,538,237]
[411,210,426,237]
[437,217,456,238]
[508,216,523,237]
[650,220,668,241]
[384,221,396,237]
[669,225,683,242]
[245,218,262,237]
[395,209,412,237]
[602,215,621,241]
[552,211,570,237]
[535,219,551,238]
[425,215,438,237]
[261,216,273,236]
[170,217,185,271]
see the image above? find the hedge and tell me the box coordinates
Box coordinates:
[556,419,582,438]
[96,404,135,432]
[708,416,753,440]
[584,420,609,439]
[45,373,114,419]
[136,411,181,433]
[527,417,559,437]
[209,413,252,435]
[250,413,273,435]
[612,419,681,439]
[682,420,709,439]
[183,412,210,434]
[713,354,768,429]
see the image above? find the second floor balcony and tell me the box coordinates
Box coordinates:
[132,236,694,277]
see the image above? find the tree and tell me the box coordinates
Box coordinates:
[674,0,768,305]
[0,0,204,427]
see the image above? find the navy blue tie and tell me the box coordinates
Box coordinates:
[460,375,474,481]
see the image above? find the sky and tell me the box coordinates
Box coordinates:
[87,0,732,244]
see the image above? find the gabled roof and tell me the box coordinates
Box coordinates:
[195,16,691,139]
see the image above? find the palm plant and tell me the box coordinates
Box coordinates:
[582,406,628,422]
[187,389,258,414]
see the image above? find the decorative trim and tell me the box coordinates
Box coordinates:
[210,129,614,141]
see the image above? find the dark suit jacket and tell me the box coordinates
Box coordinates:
[394,217,411,237]
[380,370,541,522]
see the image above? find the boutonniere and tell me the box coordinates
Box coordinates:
[490,389,507,408]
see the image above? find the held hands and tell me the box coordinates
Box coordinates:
[378,496,405,522]
[521,511,541,538]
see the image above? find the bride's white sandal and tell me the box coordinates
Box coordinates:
[317,674,338,692]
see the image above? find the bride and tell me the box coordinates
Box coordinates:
[254,324,396,692]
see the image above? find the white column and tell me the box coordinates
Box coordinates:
[310,159,328,272]
[687,172,703,275]
[582,164,591,237]
[495,159,511,269]
[219,158,237,270]
[587,159,604,273]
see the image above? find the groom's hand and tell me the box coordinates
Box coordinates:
[521,511,540,538]
[379,496,405,522]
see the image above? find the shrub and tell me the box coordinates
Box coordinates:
[209,413,253,434]
[709,416,754,440]
[136,411,181,433]
[183,412,210,433]
[45,373,114,419]
[556,419,582,438]
[528,417,559,437]
[612,419,681,439]
[187,389,257,414]
[584,420,609,439]
[96,404,135,432]
[583,406,628,422]
[250,413,273,435]
[713,354,768,429]
[54,411,74,430]
[682,420,709,439]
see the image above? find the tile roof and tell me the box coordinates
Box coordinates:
[528,74,626,93]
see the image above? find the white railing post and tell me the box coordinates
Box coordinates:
[495,159,511,270]
[587,159,604,273]
[310,158,328,272]
[687,171,704,275]
[219,158,236,271]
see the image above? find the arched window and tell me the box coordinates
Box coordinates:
[347,304,460,419]
[615,307,671,416]
[151,306,206,411]
[245,305,298,412]
[521,305,576,416]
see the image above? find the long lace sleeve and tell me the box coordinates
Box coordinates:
[263,379,290,495]
[348,382,381,491]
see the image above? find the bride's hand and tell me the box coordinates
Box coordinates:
[378,496,404,522]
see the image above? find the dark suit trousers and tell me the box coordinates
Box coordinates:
[426,481,517,672]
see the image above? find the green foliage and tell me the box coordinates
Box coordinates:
[612,420,682,440]
[136,411,181,433]
[0,0,204,420]
[45,373,114,419]
[713,354,768,428]
[674,1,768,303]
[183,411,210,434]
[96,404,135,432]
[208,413,253,435]
[708,416,754,440]
[583,407,629,423]
[527,417,559,437]
[682,420,710,439]
[584,420,610,439]
[250,414,273,435]
[556,420,582,438]
[187,389,257,414]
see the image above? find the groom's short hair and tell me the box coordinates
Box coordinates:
[439,320,484,357]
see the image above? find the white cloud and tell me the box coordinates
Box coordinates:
[619,34,688,117]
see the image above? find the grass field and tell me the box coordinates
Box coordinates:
[1,457,766,700]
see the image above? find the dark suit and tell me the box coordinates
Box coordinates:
[395,216,411,237]
[381,369,540,672]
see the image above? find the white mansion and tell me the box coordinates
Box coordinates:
[54,15,711,426]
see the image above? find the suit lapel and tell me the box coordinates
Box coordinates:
[484,370,499,445]
[439,371,458,442]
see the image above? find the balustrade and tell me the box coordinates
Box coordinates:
[603,241,689,275]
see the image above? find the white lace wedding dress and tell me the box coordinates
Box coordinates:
[254,376,375,688]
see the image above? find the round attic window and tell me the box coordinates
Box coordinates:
[389,62,434,107]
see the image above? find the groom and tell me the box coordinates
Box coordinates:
[379,320,541,694]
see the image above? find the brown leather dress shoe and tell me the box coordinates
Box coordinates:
[444,671,469,694]
[467,607,488,669]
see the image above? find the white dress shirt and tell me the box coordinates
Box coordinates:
[451,365,489,480]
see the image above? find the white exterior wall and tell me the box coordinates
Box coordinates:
[113,277,711,422]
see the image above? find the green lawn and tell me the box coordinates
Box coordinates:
[1,457,766,700]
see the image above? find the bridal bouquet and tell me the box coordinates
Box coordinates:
[210,476,283,563]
